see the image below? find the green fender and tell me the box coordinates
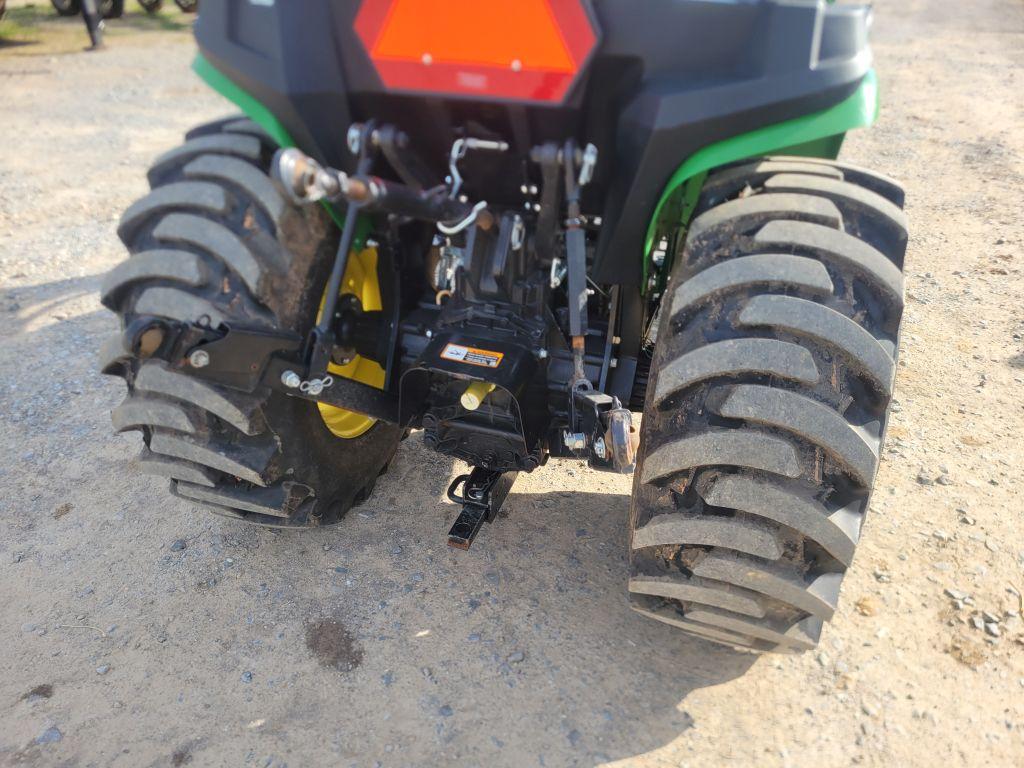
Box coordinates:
[643,69,880,286]
[192,53,357,235]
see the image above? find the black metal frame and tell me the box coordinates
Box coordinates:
[445,468,518,549]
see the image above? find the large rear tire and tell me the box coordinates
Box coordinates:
[100,117,402,527]
[628,157,907,652]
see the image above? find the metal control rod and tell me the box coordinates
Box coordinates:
[273,147,493,230]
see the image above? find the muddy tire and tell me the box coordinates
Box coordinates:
[628,157,907,652]
[100,116,403,527]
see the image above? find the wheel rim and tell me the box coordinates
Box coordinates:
[316,246,385,439]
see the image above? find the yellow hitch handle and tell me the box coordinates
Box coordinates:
[460,381,496,411]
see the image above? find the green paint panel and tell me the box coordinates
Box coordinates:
[193,53,295,150]
[643,70,880,284]
[192,53,361,238]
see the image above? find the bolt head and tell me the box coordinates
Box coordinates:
[188,349,210,368]
[537,349,548,359]
[346,124,362,155]
[281,370,301,389]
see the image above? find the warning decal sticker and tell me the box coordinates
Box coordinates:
[440,343,504,368]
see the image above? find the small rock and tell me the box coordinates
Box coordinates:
[861,699,879,717]
[21,623,37,633]
[34,727,62,745]
[873,569,892,583]
[391,546,403,555]
[855,596,880,617]
[816,651,830,667]
[944,588,968,601]
[916,470,934,486]
[507,651,525,664]
[985,623,1001,638]
[241,671,253,683]
[95,665,110,675]
[12,552,24,564]
[170,539,187,552]
[936,474,953,486]
[981,611,1000,624]
[438,704,453,717]
[985,539,999,553]
[970,616,985,630]
[932,530,951,542]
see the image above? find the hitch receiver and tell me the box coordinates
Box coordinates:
[445,468,518,549]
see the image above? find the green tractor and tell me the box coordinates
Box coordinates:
[100,0,907,653]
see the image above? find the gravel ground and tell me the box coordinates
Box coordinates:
[1,1,1022,766]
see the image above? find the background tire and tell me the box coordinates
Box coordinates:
[50,0,82,16]
[629,157,907,652]
[173,0,196,12]
[137,0,163,12]
[100,0,124,18]
[100,116,403,527]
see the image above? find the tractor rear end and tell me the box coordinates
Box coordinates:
[99,0,907,653]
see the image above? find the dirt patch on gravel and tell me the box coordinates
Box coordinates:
[305,619,364,673]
